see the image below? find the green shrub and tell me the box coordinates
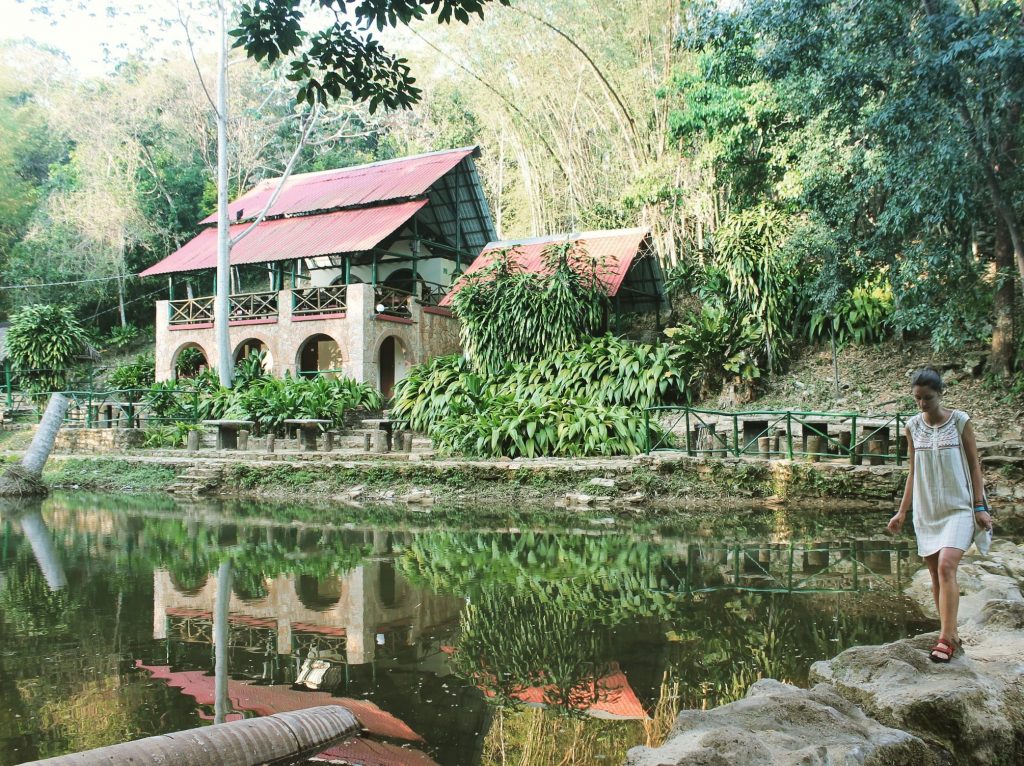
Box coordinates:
[107,354,156,400]
[431,394,664,458]
[390,355,489,433]
[664,301,764,399]
[175,347,205,378]
[451,243,610,375]
[6,304,90,394]
[808,273,894,346]
[105,324,140,350]
[392,336,677,458]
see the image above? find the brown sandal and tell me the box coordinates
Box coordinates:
[929,637,958,663]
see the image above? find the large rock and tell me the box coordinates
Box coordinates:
[625,679,935,766]
[810,540,1024,765]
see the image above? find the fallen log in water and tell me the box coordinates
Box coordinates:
[18,704,361,766]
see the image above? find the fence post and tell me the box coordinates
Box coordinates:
[643,408,651,454]
[786,413,793,460]
[849,415,859,465]
[684,409,692,456]
[895,413,902,466]
[732,415,739,457]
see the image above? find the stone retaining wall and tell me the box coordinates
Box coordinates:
[53,428,144,452]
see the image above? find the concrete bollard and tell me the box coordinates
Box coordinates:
[399,430,413,452]
[757,436,772,460]
[324,431,334,452]
[838,430,852,457]
[363,432,372,451]
[186,430,200,452]
[805,435,824,462]
[371,429,388,453]
[266,434,275,453]
[867,438,885,465]
[714,432,729,457]
[238,430,249,451]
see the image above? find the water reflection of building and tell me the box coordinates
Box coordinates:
[146,539,480,765]
[154,557,464,665]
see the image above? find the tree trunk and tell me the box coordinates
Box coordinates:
[214,0,233,388]
[19,705,359,766]
[21,393,70,478]
[990,222,1016,377]
[0,393,70,497]
[18,509,67,591]
[214,558,233,725]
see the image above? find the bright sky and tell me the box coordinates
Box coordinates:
[2,0,216,75]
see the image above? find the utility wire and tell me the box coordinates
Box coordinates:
[0,274,141,291]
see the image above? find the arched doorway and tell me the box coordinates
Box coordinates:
[297,334,343,378]
[234,338,273,372]
[378,336,409,398]
[172,343,208,380]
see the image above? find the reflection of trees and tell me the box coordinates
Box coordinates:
[450,588,613,712]
[398,531,688,624]
[0,558,81,637]
[665,590,927,709]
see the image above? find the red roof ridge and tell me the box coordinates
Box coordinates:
[250,145,479,189]
[482,226,651,251]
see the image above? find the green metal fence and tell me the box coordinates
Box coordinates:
[644,405,915,465]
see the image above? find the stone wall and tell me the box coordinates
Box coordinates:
[53,427,144,453]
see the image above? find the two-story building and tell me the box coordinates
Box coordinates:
[140,146,496,396]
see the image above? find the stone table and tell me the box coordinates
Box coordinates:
[201,419,254,450]
[284,419,332,452]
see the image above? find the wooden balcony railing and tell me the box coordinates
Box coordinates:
[230,291,278,320]
[375,286,412,318]
[169,292,278,325]
[293,285,347,316]
[169,296,214,325]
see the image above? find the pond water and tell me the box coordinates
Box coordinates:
[0,492,937,766]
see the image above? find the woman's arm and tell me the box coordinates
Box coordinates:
[888,425,915,534]
[961,419,993,530]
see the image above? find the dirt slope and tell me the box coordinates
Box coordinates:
[717,340,1024,443]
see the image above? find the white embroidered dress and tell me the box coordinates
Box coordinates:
[909,409,975,557]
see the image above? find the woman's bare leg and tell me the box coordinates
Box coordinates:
[936,547,964,643]
[923,552,940,615]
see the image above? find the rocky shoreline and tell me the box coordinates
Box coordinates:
[34,443,1024,514]
[627,540,1024,765]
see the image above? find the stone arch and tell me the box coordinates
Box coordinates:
[382,267,415,294]
[373,334,412,398]
[233,336,274,372]
[171,341,210,380]
[295,333,344,378]
[168,568,209,596]
[296,575,344,612]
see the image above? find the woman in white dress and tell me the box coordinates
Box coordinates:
[887,368,993,663]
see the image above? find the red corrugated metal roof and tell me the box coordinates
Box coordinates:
[477,662,647,720]
[199,147,475,224]
[139,200,427,276]
[439,228,651,306]
[136,662,423,741]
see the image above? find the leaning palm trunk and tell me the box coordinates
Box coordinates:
[0,393,70,497]
[18,508,68,590]
[18,705,360,766]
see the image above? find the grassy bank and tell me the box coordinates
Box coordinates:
[45,457,185,492]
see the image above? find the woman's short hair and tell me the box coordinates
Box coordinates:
[911,368,944,393]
